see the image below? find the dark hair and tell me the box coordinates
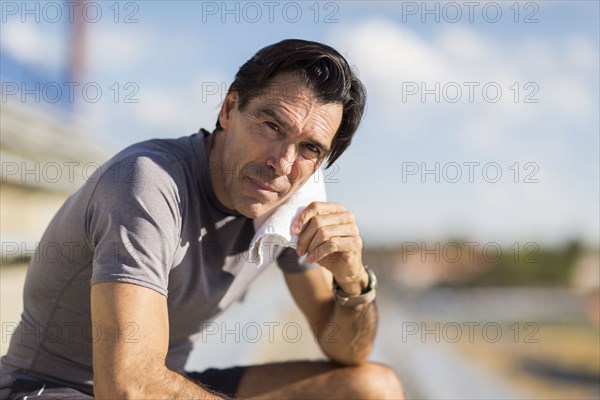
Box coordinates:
[215,39,366,168]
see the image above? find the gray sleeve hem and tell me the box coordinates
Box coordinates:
[90,275,169,297]
[277,262,319,274]
[276,247,319,274]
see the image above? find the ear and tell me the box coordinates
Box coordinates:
[219,91,239,130]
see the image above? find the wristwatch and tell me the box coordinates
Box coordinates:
[333,265,377,307]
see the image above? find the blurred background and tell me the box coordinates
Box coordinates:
[1,1,598,398]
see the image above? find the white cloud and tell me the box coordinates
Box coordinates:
[110,71,230,136]
[332,20,598,143]
[566,35,599,70]
[86,24,152,73]
[0,20,65,72]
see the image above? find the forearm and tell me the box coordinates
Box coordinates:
[95,366,228,400]
[317,299,378,365]
[142,368,229,400]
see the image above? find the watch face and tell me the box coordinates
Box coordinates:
[367,267,378,289]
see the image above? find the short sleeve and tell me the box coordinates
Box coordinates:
[87,154,182,296]
[276,247,318,274]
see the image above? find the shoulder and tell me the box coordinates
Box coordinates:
[91,135,202,193]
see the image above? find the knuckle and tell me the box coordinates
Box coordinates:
[333,202,345,209]
[356,237,363,249]
[313,216,326,230]
[308,201,320,211]
[346,212,356,224]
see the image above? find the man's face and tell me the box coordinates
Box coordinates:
[213,73,343,219]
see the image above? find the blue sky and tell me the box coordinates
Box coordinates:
[2,1,598,246]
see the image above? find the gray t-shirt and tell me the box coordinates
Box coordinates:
[0,130,309,394]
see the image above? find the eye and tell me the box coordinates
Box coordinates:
[303,143,321,157]
[265,121,280,132]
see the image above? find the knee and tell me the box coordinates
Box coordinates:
[342,362,404,400]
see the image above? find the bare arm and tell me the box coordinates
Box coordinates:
[285,268,377,365]
[287,201,378,365]
[91,282,227,399]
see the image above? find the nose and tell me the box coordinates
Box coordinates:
[267,142,297,177]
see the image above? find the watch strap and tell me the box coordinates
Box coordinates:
[334,286,376,307]
[333,265,377,307]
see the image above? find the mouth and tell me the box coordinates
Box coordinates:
[245,176,282,197]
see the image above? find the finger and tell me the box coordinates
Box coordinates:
[291,201,346,235]
[296,212,356,256]
[305,223,359,256]
[307,236,360,264]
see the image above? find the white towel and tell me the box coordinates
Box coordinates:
[217,171,327,308]
[249,170,327,267]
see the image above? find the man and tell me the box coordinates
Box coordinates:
[0,39,403,399]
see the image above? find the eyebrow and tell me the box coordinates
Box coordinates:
[256,107,291,130]
[256,107,331,154]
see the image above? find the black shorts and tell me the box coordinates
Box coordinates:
[186,366,248,397]
[6,366,248,399]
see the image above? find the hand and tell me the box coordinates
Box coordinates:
[292,201,368,296]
